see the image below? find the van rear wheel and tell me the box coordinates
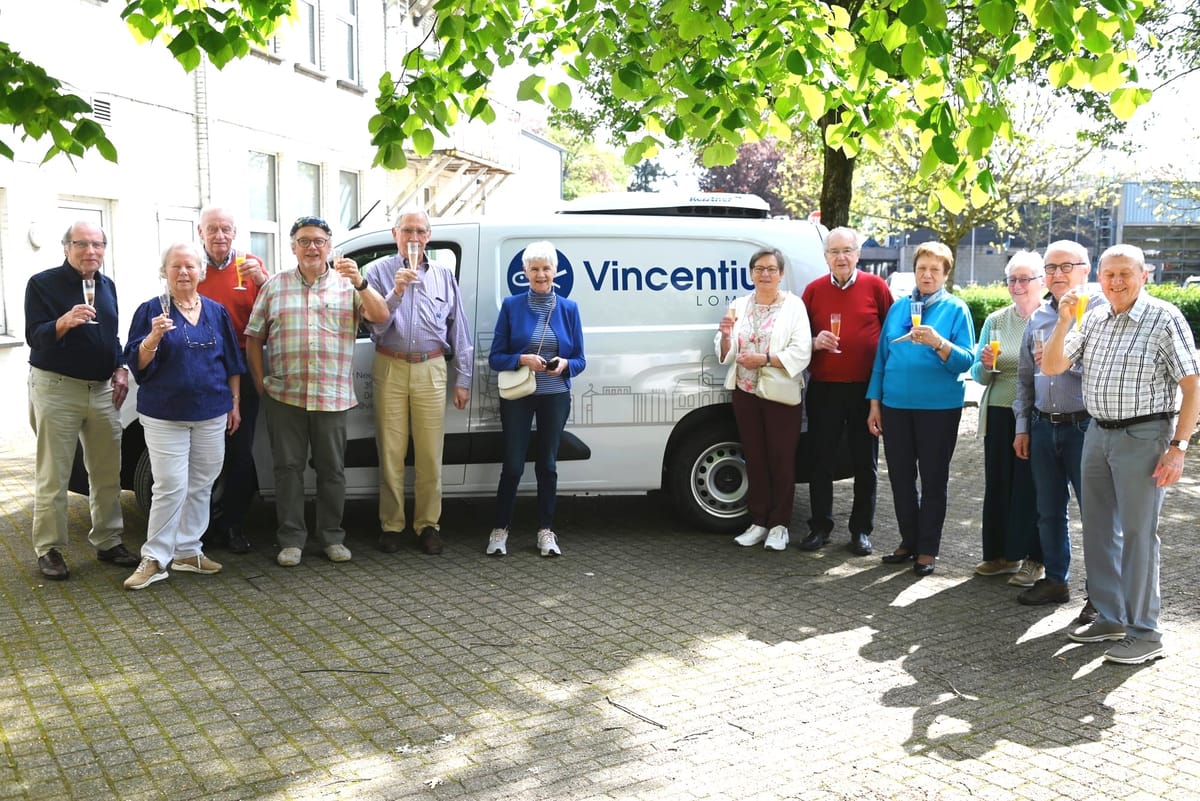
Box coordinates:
[668,424,751,533]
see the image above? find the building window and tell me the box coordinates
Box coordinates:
[296,0,320,67]
[338,171,360,229]
[334,0,359,83]
[248,151,279,273]
[296,161,323,225]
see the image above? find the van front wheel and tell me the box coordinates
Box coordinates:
[668,425,751,533]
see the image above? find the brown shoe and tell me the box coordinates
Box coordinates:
[97,543,140,567]
[1018,578,1070,606]
[418,526,443,555]
[378,530,404,553]
[38,548,70,580]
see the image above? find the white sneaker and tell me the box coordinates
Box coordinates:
[323,544,352,562]
[763,526,790,551]
[487,528,508,556]
[277,547,302,567]
[537,528,561,557]
[734,524,768,547]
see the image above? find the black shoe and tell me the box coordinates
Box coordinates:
[913,560,936,577]
[418,526,444,555]
[1018,578,1070,606]
[881,550,914,564]
[97,543,140,567]
[1075,596,1098,624]
[378,530,404,554]
[201,526,227,550]
[798,531,830,551]
[849,532,873,556]
[38,548,70,580]
[226,526,252,554]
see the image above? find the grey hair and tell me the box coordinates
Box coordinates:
[61,221,107,246]
[1004,250,1044,278]
[823,226,860,250]
[159,241,207,281]
[1045,239,1089,265]
[522,241,559,269]
[1098,243,1146,270]
[392,208,431,230]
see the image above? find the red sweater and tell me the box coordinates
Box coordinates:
[801,271,893,383]
[198,250,260,350]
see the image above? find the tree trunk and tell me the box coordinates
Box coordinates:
[819,109,854,229]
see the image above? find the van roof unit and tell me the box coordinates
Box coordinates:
[557,192,770,219]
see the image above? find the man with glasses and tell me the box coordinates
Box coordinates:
[1042,243,1199,664]
[1012,241,1096,618]
[364,209,474,555]
[245,216,388,567]
[196,207,268,554]
[23,221,140,579]
[799,227,893,556]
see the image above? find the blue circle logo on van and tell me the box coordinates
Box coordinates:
[507,248,574,297]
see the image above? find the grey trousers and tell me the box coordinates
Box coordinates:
[1080,419,1170,642]
[262,394,348,549]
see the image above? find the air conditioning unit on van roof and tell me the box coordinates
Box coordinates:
[557,192,770,219]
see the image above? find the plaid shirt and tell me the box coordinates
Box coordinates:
[1065,292,1200,422]
[245,266,363,412]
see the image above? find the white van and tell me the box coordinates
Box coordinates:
[94,194,844,532]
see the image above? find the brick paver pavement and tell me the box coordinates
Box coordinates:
[1,412,1198,801]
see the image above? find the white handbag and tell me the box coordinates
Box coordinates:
[497,295,556,401]
[755,365,801,406]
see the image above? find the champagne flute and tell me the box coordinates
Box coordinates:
[82,277,99,324]
[406,241,422,289]
[1074,291,1089,330]
[158,281,172,317]
[988,338,1002,373]
[829,313,843,354]
[233,251,248,291]
[910,300,923,328]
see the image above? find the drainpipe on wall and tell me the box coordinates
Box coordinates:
[194,59,211,208]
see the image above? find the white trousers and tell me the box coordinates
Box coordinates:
[141,414,226,568]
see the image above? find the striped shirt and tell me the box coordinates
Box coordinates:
[244,266,363,412]
[525,291,568,395]
[1064,292,1200,422]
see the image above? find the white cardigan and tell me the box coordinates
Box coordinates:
[714,292,813,390]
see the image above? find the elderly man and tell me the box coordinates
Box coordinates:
[197,207,268,554]
[798,227,893,555]
[1043,244,1200,664]
[1012,241,1093,612]
[245,216,389,567]
[364,209,473,556]
[24,221,139,579]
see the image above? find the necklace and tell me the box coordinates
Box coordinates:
[175,297,200,311]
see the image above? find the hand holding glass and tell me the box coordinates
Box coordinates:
[988,339,1001,373]
[82,278,99,324]
[829,313,842,354]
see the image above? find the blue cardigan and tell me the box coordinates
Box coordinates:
[866,291,975,410]
[489,291,586,386]
[124,296,246,421]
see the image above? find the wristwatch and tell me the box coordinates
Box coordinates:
[1169,439,1189,452]
[355,277,369,292]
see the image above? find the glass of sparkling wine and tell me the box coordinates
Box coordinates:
[910,300,922,328]
[233,251,248,291]
[82,277,99,324]
[830,313,843,354]
[1074,292,1089,330]
[989,338,1002,373]
[158,281,171,317]
[406,242,422,287]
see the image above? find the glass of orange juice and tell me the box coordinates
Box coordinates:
[1074,291,1089,329]
[233,252,248,291]
[910,301,923,328]
[830,313,842,354]
[989,339,1001,373]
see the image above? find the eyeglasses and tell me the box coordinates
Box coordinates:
[183,321,216,350]
[825,248,858,257]
[751,266,780,274]
[1006,276,1043,286]
[1044,261,1086,274]
[398,227,429,235]
[69,240,107,250]
[295,237,330,248]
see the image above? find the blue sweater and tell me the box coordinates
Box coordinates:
[866,290,975,410]
[489,291,586,388]
[124,297,246,421]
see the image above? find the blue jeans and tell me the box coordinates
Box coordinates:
[494,391,572,530]
[1029,412,1087,584]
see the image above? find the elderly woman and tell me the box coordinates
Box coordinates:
[717,248,813,552]
[487,241,586,557]
[970,252,1045,586]
[121,243,245,589]
[867,242,975,575]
